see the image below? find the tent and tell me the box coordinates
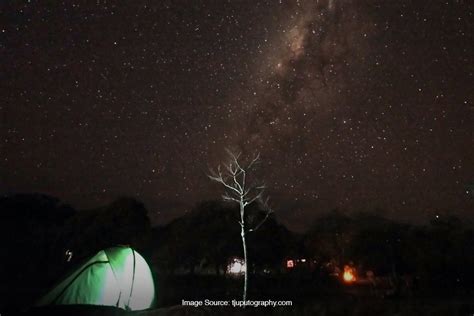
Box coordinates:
[36,246,155,311]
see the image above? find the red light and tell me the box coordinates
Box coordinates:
[286,259,294,268]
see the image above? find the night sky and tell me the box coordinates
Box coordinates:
[1,0,473,231]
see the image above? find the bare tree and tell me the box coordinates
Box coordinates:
[208,149,273,301]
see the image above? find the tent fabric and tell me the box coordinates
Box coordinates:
[36,246,155,311]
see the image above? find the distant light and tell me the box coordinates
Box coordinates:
[227,258,246,275]
[301,258,306,263]
[286,259,294,268]
[230,262,243,274]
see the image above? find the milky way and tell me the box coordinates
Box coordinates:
[1,1,473,231]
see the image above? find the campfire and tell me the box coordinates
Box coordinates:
[343,265,356,283]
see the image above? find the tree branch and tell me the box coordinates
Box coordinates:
[208,165,242,195]
[243,191,263,207]
[231,169,243,194]
[247,211,273,233]
[222,193,240,203]
[248,198,274,233]
[210,149,272,232]
[247,153,260,170]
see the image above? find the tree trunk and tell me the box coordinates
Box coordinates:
[241,227,248,301]
[240,202,248,302]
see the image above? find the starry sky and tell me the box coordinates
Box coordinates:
[1,0,473,231]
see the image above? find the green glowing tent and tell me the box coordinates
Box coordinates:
[36,246,155,311]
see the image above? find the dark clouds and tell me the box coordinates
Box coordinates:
[1,1,473,231]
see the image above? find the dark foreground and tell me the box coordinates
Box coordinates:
[6,298,474,316]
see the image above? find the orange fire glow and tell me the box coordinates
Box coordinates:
[343,265,356,283]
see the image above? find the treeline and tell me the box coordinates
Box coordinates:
[152,202,474,296]
[304,211,474,293]
[151,200,298,275]
[1,193,473,309]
